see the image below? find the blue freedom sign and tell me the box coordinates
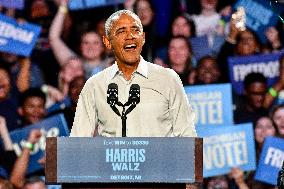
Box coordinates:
[234,0,279,42]
[0,14,41,56]
[184,84,233,126]
[9,114,69,174]
[255,137,284,185]
[228,53,281,95]
[69,0,124,10]
[196,123,256,177]
[0,0,24,9]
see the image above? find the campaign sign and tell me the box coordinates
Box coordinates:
[234,0,279,42]
[228,53,281,95]
[184,84,233,126]
[255,137,284,185]
[69,0,124,10]
[196,123,256,177]
[0,0,24,9]
[9,114,69,174]
[0,14,41,56]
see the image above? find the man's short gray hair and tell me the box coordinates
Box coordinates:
[105,10,143,38]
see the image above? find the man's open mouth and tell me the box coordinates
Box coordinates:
[124,44,137,51]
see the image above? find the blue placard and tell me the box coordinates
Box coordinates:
[47,97,71,114]
[0,14,41,56]
[9,114,69,174]
[196,123,256,177]
[234,0,279,42]
[69,0,124,10]
[184,84,233,126]
[228,53,281,95]
[255,137,284,185]
[0,0,24,9]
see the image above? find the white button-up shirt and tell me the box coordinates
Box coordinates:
[70,57,196,137]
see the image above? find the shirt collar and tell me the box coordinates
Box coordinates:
[109,56,149,80]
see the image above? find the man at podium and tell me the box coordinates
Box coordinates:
[70,10,196,138]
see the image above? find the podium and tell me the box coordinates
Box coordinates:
[45,137,203,189]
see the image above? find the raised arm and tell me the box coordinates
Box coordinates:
[49,0,74,66]
[9,129,41,189]
[16,57,31,93]
[0,116,13,150]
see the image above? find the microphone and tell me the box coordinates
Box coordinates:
[107,83,121,116]
[125,84,140,115]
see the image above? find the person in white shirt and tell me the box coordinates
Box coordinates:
[70,10,196,137]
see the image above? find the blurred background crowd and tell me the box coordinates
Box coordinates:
[0,0,284,188]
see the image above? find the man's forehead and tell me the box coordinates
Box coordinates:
[111,14,140,29]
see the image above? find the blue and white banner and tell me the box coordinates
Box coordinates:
[0,14,41,56]
[9,114,69,174]
[69,0,124,10]
[184,84,233,126]
[197,123,256,177]
[234,0,279,42]
[0,0,24,9]
[255,137,284,185]
[228,53,281,95]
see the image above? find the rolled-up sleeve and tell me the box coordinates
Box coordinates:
[70,81,97,137]
[169,70,197,137]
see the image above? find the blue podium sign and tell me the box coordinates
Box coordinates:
[197,123,256,177]
[184,84,233,126]
[255,137,284,185]
[51,137,202,183]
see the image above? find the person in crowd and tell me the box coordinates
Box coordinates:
[49,0,111,79]
[57,57,84,98]
[217,20,261,82]
[191,0,221,37]
[22,177,46,189]
[0,178,14,189]
[9,130,42,189]
[167,36,195,86]
[263,54,284,109]
[49,76,86,130]
[0,53,44,96]
[234,72,268,124]
[70,10,196,137]
[254,116,277,159]
[264,26,283,53]
[241,116,277,189]
[0,116,17,178]
[270,104,284,138]
[171,14,196,39]
[25,0,60,87]
[133,0,158,62]
[194,55,221,84]
[17,88,46,127]
[0,65,19,131]
[154,13,196,64]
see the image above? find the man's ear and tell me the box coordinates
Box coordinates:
[103,35,112,50]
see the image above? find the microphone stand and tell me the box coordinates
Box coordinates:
[121,106,127,137]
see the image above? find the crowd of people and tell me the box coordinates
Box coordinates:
[0,0,284,188]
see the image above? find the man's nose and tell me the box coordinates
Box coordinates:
[126,30,135,39]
